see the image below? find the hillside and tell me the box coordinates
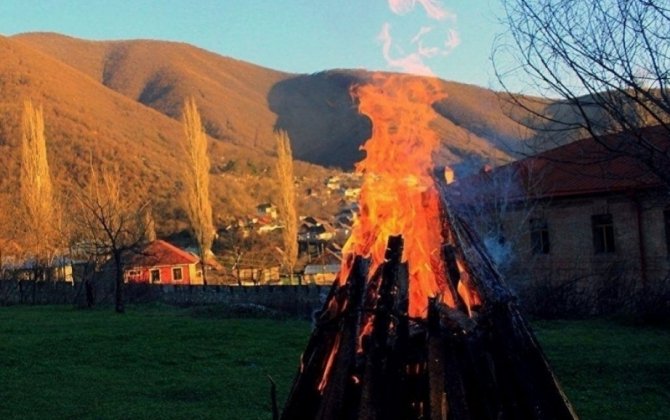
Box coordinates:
[12,32,543,172]
[0,34,335,245]
[1,32,593,249]
[11,33,293,154]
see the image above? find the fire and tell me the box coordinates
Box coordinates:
[284,75,574,415]
[456,259,482,317]
[338,74,455,319]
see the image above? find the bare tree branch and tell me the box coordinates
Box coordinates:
[495,0,670,187]
[75,164,149,313]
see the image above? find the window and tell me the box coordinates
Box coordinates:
[124,270,140,283]
[150,269,161,284]
[530,218,550,254]
[592,214,615,253]
[172,267,183,282]
[665,210,670,256]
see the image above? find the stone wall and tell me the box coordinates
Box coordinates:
[0,280,329,318]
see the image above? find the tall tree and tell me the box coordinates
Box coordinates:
[76,164,148,313]
[275,130,298,283]
[181,97,214,285]
[143,205,157,243]
[496,0,670,186]
[19,100,59,278]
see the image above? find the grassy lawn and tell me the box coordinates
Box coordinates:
[533,319,670,419]
[0,305,310,420]
[0,305,668,419]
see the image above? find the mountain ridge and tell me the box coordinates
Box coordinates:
[12,32,540,171]
[0,32,563,246]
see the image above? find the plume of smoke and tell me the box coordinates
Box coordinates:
[381,0,460,76]
[379,23,461,76]
[379,23,435,76]
[388,0,454,21]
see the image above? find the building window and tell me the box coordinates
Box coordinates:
[124,270,139,283]
[665,210,670,256]
[592,214,615,253]
[150,269,161,284]
[530,218,550,254]
[172,267,183,282]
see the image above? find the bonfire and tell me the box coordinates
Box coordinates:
[280,75,577,420]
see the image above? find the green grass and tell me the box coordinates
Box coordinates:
[0,306,668,419]
[533,319,670,419]
[0,305,310,419]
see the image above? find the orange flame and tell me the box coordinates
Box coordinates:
[456,259,482,317]
[339,74,455,319]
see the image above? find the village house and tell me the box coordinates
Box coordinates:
[298,216,336,257]
[1,255,75,283]
[449,127,670,305]
[233,265,281,285]
[325,176,341,191]
[256,203,278,220]
[343,186,361,201]
[124,240,202,285]
[257,223,283,234]
[302,245,342,284]
[304,264,340,285]
[299,217,334,241]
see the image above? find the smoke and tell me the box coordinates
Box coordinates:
[388,0,454,21]
[381,0,460,76]
[379,23,435,76]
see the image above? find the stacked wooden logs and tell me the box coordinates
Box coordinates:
[279,178,578,420]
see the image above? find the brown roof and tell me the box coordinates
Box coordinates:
[449,126,669,202]
[127,240,199,268]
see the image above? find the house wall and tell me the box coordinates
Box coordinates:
[235,266,280,284]
[126,263,196,285]
[304,273,337,285]
[496,192,669,295]
[189,264,202,285]
[639,198,670,283]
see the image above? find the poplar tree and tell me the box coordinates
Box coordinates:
[275,130,299,283]
[181,97,214,285]
[20,100,57,278]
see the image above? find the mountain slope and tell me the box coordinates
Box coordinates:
[12,32,290,154]
[0,34,333,243]
[13,32,539,172]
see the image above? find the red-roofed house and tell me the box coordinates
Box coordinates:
[124,240,202,285]
[448,127,670,313]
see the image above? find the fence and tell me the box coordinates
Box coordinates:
[0,280,329,318]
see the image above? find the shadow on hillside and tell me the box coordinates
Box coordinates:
[267,71,371,169]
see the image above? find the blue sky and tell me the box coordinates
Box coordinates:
[0,0,510,90]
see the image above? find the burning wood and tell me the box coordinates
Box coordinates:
[281,197,577,419]
[280,75,577,419]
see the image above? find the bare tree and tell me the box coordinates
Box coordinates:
[75,164,148,313]
[216,227,283,285]
[19,100,60,281]
[181,97,214,285]
[275,130,299,283]
[496,0,670,186]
